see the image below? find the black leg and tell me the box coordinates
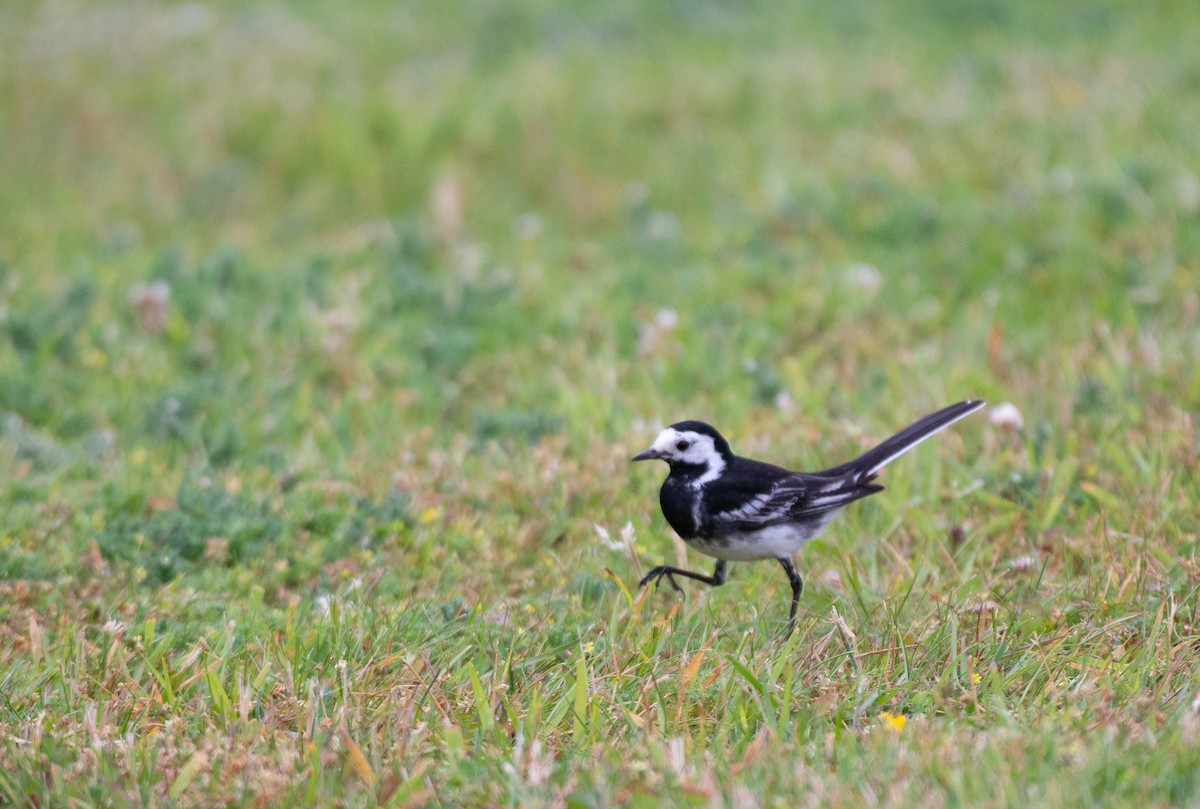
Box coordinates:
[777,557,804,636]
[639,560,727,594]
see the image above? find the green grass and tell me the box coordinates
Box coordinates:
[2,0,1200,806]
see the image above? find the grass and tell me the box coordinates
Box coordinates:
[1,0,1199,805]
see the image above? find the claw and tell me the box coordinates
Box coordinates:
[638,566,684,594]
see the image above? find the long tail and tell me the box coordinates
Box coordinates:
[818,400,986,480]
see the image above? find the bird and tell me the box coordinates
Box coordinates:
[631,400,986,635]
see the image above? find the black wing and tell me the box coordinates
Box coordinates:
[703,458,881,535]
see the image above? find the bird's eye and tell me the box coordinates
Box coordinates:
[676,440,690,451]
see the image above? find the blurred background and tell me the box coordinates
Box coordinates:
[1,0,1197,603]
[4,0,1195,580]
[4,2,1200,804]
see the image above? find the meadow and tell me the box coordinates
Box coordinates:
[2,0,1199,805]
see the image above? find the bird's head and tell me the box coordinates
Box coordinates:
[631,420,732,471]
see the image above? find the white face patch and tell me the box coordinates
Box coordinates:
[649,428,726,485]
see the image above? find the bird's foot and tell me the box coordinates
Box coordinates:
[639,566,684,594]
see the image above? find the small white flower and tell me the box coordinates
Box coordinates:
[513,213,543,240]
[593,524,624,552]
[989,402,1024,430]
[1010,554,1039,571]
[637,308,679,356]
[846,263,882,294]
[645,211,678,240]
[653,308,678,331]
[452,242,483,282]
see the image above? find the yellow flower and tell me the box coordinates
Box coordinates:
[880,711,906,732]
[81,347,107,368]
[419,507,440,525]
[971,672,982,686]
[583,642,595,655]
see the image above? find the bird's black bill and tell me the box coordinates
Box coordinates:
[631,449,659,462]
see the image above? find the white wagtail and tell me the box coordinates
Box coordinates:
[631,400,985,634]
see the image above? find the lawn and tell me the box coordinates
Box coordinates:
[1,0,1199,806]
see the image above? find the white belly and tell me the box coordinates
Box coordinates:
[687,510,842,561]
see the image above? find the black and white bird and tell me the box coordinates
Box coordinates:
[631,400,986,634]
